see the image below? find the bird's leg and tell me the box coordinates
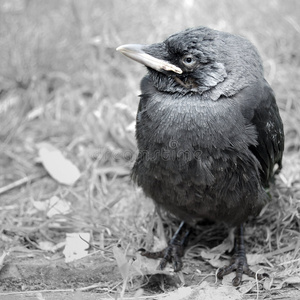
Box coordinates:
[139,221,191,272]
[217,224,267,286]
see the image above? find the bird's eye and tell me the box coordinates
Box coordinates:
[182,55,196,67]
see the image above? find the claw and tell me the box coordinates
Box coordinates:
[137,221,191,272]
[217,225,268,286]
[138,248,165,259]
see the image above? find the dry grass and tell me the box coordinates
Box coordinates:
[0,0,300,298]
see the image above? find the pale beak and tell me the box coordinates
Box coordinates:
[116,44,182,74]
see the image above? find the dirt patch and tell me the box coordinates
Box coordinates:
[0,253,120,292]
[0,251,216,299]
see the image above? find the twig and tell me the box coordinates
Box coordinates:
[78,235,113,254]
[0,289,75,296]
[76,283,107,291]
[255,269,262,300]
[278,257,300,265]
[0,286,110,296]
[264,244,297,258]
[0,172,46,195]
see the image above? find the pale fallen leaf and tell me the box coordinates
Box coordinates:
[46,196,71,218]
[275,276,300,290]
[33,196,71,218]
[32,199,49,211]
[246,253,265,266]
[161,287,193,300]
[263,277,272,290]
[63,233,90,262]
[37,142,80,185]
[201,229,234,267]
[221,273,237,286]
[113,246,171,281]
[159,282,242,300]
[132,252,172,276]
[38,241,56,252]
[38,240,66,253]
[113,245,132,280]
[198,281,242,300]
[284,276,300,284]
[152,235,168,252]
[113,245,136,299]
[238,279,258,294]
[0,251,8,271]
[133,288,144,299]
[206,258,224,268]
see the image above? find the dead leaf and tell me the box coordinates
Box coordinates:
[46,196,71,218]
[133,288,144,299]
[113,246,171,282]
[238,279,258,295]
[32,196,71,218]
[133,252,173,276]
[283,276,300,284]
[160,282,242,300]
[221,273,237,286]
[201,229,234,267]
[275,276,300,290]
[162,287,193,300]
[198,281,242,300]
[0,251,8,271]
[113,245,131,280]
[246,253,265,266]
[63,232,90,262]
[263,277,272,290]
[37,142,80,185]
[38,240,66,253]
[38,241,56,252]
[207,258,225,268]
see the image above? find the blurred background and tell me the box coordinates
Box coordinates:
[0,0,300,294]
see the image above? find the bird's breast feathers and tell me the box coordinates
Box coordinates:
[135,90,261,188]
[138,91,257,152]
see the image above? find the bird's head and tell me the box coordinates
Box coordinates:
[117,27,229,96]
[117,27,263,98]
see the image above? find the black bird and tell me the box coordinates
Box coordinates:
[117,27,284,286]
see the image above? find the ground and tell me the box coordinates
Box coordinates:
[1,0,300,299]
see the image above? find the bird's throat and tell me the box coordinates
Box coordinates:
[174,76,198,91]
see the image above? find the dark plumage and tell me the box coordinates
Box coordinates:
[117,27,284,286]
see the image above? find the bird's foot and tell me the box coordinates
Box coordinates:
[217,252,267,286]
[138,221,190,272]
[139,242,184,272]
[217,225,268,286]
